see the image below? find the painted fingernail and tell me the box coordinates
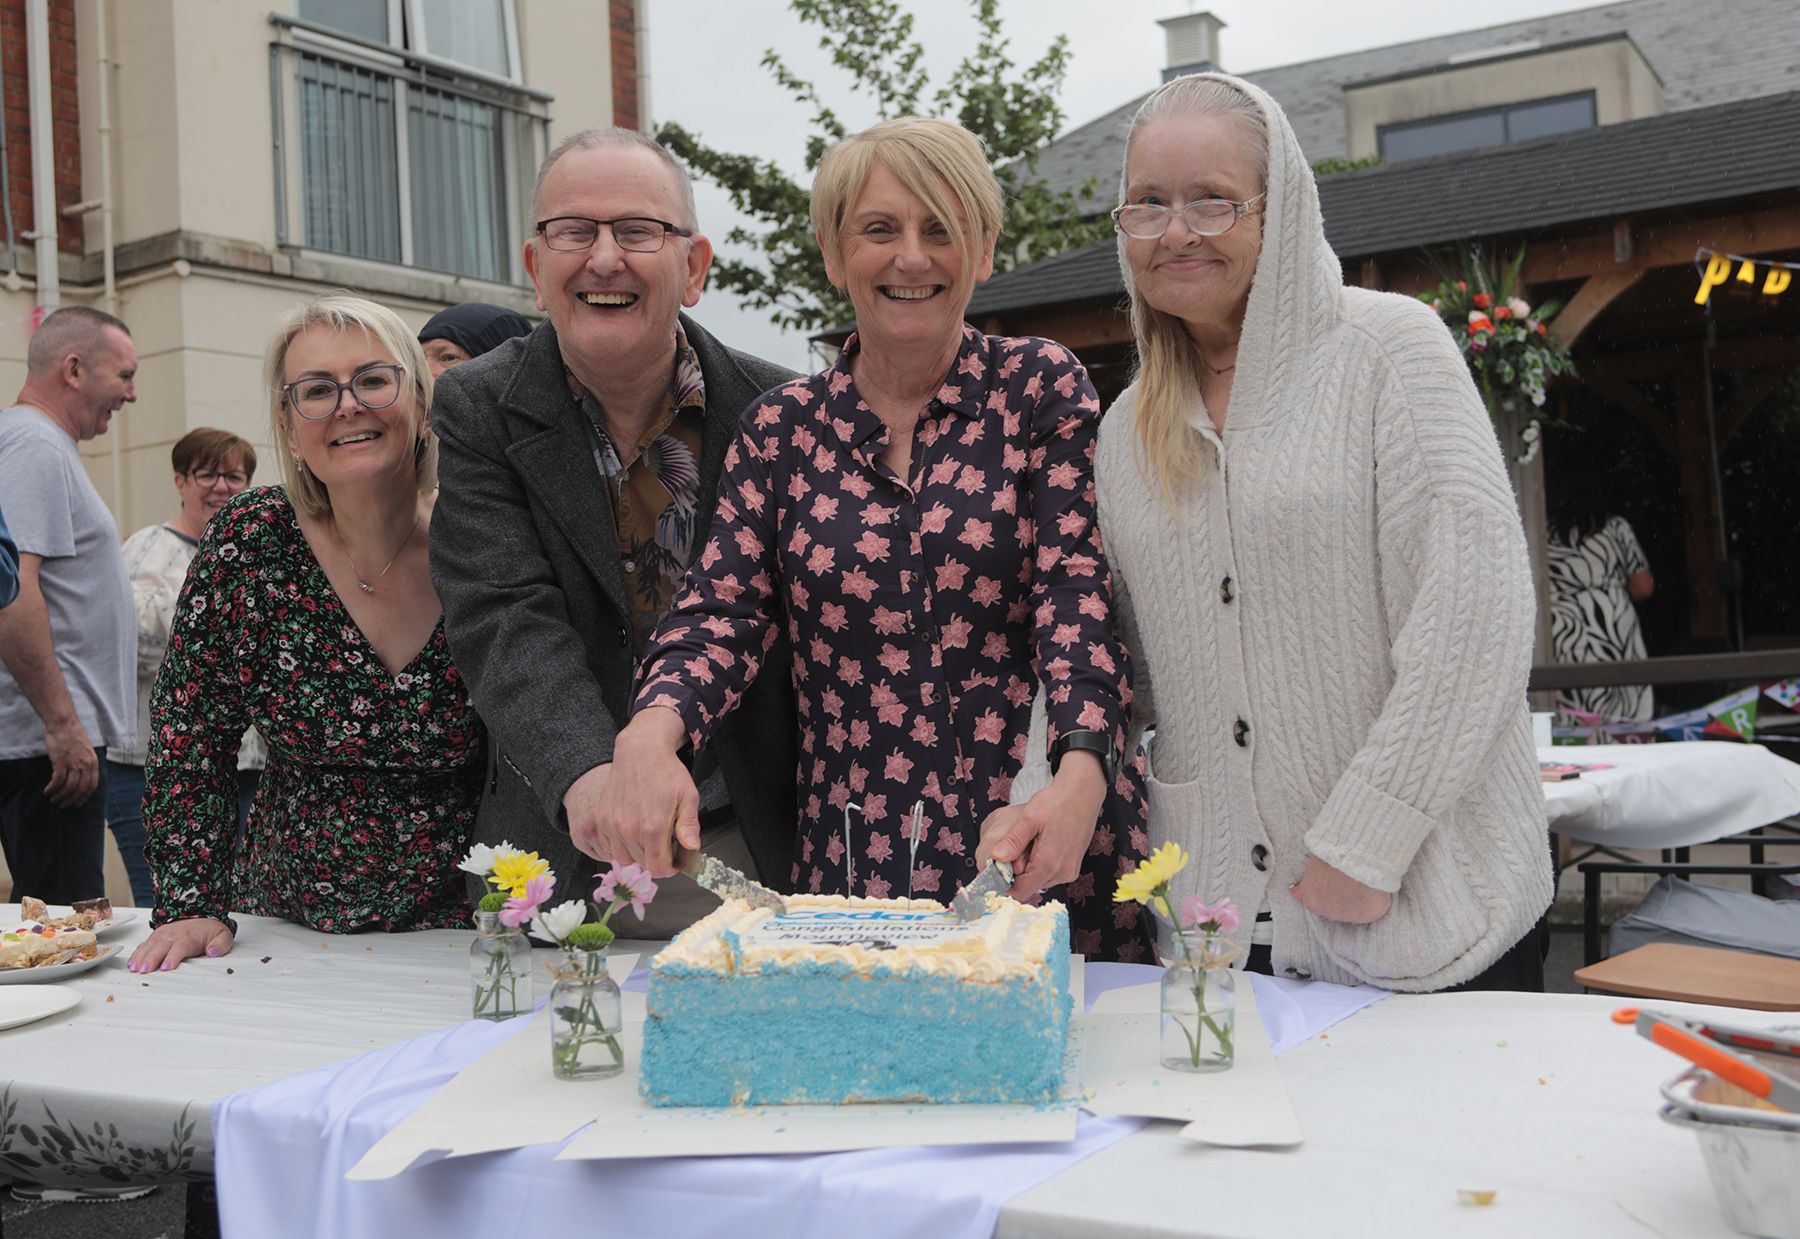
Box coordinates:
[206,947,219,957]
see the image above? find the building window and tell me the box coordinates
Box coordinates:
[1377,92,1596,162]
[273,4,546,284]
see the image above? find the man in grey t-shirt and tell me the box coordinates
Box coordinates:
[0,306,138,905]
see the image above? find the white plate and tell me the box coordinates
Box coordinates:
[0,986,81,1030]
[0,945,121,984]
[5,907,137,936]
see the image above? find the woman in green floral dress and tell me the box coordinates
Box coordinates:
[129,296,482,972]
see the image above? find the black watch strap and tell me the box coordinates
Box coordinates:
[1049,728,1117,782]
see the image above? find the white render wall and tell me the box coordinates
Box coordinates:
[9,0,613,532]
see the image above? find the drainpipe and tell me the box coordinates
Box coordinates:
[635,0,651,134]
[25,0,59,309]
[67,0,123,513]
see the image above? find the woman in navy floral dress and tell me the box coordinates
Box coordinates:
[598,119,1151,960]
[129,297,482,972]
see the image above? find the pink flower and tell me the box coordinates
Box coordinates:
[1179,894,1241,936]
[595,862,659,921]
[498,873,555,927]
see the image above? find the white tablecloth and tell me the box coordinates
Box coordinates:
[1541,741,1800,849]
[0,910,505,1188]
[212,964,1388,1239]
[999,991,1774,1239]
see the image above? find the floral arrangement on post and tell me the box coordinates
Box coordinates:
[534,863,661,1081]
[460,841,554,1021]
[1418,247,1576,464]
[1115,842,1241,1071]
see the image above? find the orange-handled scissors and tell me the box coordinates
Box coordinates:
[1614,1006,1800,1111]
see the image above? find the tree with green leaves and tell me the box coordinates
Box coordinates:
[656,0,1110,334]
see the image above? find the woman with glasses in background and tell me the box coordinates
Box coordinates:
[1084,73,1550,992]
[129,295,483,972]
[106,429,265,909]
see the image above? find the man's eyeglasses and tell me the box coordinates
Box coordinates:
[1111,193,1266,240]
[536,216,693,253]
[188,467,250,488]
[282,363,407,421]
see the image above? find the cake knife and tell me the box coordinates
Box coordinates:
[673,849,787,915]
[949,859,1015,922]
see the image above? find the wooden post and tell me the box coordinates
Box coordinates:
[1495,399,1556,679]
[1672,347,1728,638]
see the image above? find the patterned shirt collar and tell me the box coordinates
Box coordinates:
[824,324,989,450]
[566,325,707,476]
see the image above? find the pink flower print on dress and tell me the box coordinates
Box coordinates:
[912,865,942,894]
[935,826,965,856]
[840,568,878,602]
[863,875,892,899]
[958,518,995,550]
[866,832,894,864]
[884,750,915,783]
[872,606,908,634]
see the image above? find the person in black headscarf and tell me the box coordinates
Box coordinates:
[418,302,534,378]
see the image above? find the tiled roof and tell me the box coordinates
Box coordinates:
[1030,0,1800,214]
[965,89,1800,317]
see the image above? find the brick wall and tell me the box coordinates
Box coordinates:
[1,0,84,259]
[609,0,639,131]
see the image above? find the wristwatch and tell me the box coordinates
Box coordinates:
[1049,729,1117,783]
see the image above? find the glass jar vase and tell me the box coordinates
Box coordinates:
[469,910,532,1021]
[549,947,624,1081]
[1160,959,1236,1072]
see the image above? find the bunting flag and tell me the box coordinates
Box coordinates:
[1552,684,1770,744]
[1694,248,1798,306]
[1764,677,1800,712]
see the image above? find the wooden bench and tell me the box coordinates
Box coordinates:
[1573,942,1800,1010]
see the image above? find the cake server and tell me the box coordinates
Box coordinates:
[949,859,1015,922]
[673,849,786,915]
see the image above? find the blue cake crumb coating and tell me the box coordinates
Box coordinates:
[641,907,1072,1107]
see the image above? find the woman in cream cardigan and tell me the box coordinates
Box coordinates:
[1096,73,1551,991]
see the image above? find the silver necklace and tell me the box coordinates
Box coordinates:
[333,506,419,595]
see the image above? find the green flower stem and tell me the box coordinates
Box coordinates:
[473,946,519,1016]
[552,971,623,1076]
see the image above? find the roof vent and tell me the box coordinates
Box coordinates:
[1158,10,1226,82]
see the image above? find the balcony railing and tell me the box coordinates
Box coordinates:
[269,14,551,286]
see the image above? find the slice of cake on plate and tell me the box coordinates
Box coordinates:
[640,894,1071,1107]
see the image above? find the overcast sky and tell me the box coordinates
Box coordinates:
[646,0,1596,370]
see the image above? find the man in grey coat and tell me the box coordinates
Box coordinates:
[431,128,799,934]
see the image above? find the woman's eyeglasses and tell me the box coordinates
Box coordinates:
[282,363,407,421]
[1111,194,1265,240]
[187,467,250,488]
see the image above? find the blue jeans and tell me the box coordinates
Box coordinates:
[105,762,260,910]
[103,761,153,908]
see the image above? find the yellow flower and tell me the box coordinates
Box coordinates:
[1113,842,1189,904]
[489,848,550,900]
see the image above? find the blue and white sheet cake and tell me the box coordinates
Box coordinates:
[640,894,1072,1107]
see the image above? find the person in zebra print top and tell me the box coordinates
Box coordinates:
[1546,478,1655,721]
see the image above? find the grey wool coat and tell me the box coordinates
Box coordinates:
[429,313,801,902]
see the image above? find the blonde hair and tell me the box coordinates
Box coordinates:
[1119,75,1269,503]
[811,117,1004,292]
[263,295,437,517]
